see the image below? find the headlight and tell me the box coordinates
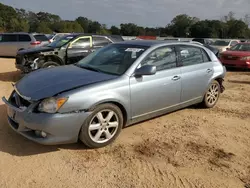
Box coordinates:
[240,56,250,61]
[38,97,68,113]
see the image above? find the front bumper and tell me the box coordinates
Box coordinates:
[2,96,90,145]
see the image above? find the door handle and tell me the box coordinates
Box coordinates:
[206,69,212,73]
[172,76,181,81]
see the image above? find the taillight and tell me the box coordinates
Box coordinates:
[30,41,41,45]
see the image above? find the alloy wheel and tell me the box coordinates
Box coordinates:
[88,110,119,144]
[206,83,219,106]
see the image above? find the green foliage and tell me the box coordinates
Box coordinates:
[110,26,120,35]
[0,2,249,39]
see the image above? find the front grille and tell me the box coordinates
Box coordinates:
[222,55,239,60]
[9,91,31,108]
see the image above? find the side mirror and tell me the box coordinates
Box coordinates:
[134,65,156,77]
[226,48,230,50]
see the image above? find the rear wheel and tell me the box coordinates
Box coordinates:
[42,61,60,68]
[79,103,123,148]
[201,80,221,108]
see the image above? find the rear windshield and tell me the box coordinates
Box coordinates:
[34,35,49,41]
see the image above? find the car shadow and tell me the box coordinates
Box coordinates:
[0,104,87,156]
[0,70,23,82]
[226,67,250,72]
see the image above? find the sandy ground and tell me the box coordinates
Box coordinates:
[0,58,249,188]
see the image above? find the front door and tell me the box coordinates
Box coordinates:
[176,45,214,103]
[66,36,92,64]
[130,45,182,119]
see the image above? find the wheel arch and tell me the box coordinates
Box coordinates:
[44,55,64,65]
[87,100,128,127]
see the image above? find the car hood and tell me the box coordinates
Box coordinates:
[17,46,55,55]
[15,65,118,101]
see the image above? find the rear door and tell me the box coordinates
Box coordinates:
[0,34,18,56]
[66,36,92,64]
[176,45,214,103]
[92,36,112,52]
[17,34,32,51]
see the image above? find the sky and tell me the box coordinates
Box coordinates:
[1,0,250,27]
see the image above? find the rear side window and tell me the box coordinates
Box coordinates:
[18,34,31,42]
[201,49,210,62]
[33,35,48,41]
[1,34,18,42]
[93,37,112,46]
[178,46,209,66]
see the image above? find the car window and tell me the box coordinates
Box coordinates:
[33,35,48,41]
[1,34,18,42]
[141,46,177,71]
[18,34,31,42]
[72,38,91,48]
[230,41,238,46]
[201,49,210,62]
[93,37,112,46]
[178,46,205,66]
[77,44,148,75]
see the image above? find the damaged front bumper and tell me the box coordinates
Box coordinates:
[15,54,43,73]
[2,91,90,145]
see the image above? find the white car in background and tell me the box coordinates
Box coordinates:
[211,39,240,52]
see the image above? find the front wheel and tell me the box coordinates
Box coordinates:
[201,80,221,108]
[42,61,60,68]
[79,103,123,148]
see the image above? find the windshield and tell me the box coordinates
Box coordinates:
[76,44,149,75]
[230,43,250,51]
[47,35,75,48]
[213,40,230,46]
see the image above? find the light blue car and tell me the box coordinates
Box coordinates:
[2,40,226,148]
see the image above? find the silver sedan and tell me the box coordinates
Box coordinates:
[2,40,226,148]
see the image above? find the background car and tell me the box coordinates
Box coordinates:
[47,33,71,43]
[3,41,226,148]
[211,39,240,53]
[219,42,250,69]
[15,33,124,73]
[0,32,49,57]
[190,41,219,56]
[192,38,214,45]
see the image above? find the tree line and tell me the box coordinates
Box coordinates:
[0,2,250,38]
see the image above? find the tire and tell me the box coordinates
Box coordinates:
[42,61,60,68]
[79,103,123,148]
[201,80,221,108]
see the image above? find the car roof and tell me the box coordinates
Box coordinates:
[115,40,204,47]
